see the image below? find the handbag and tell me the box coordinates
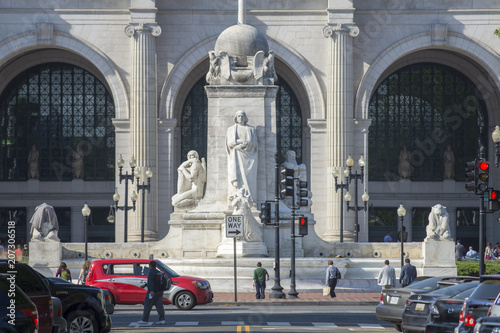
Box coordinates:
[323,286,330,297]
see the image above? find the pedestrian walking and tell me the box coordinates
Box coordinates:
[325,260,341,298]
[252,262,269,299]
[138,261,165,325]
[399,258,417,287]
[378,260,396,289]
[455,240,466,260]
[56,262,72,282]
[78,260,91,285]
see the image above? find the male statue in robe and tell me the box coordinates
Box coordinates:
[226,110,258,205]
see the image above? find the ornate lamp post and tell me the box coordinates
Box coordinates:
[135,167,153,243]
[397,203,406,268]
[81,203,91,261]
[333,167,350,243]
[114,154,137,242]
[492,125,500,167]
[344,155,369,242]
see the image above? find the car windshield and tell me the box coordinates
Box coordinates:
[471,280,500,300]
[451,287,476,299]
[405,277,443,291]
[156,261,180,277]
[427,282,479,296]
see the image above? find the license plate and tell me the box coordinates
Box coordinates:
[389,296,399,304]
[415,303,425,311]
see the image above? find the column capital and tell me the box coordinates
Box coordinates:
[323,23,359,38]
[125,23,162,37]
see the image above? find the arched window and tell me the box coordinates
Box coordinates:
[368,63,487,181]
[180,76,303,164]
[0,63,115,181]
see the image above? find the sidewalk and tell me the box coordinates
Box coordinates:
[211,291,381,306]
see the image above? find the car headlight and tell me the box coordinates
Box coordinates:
[192,281,209,290]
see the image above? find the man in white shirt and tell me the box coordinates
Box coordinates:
[466,246,477,257]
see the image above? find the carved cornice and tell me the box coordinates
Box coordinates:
[125,22,162,37]
[323,23,359,38]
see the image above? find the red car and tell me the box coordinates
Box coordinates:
[86,259,213,310]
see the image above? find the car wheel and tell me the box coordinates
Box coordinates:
[175,291,196,310]
[109,292,116,306]
[67,310,98,333]
[393,323,402,332]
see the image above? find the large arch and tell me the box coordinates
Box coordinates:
[0,30,129,119]
[355,32,500,126]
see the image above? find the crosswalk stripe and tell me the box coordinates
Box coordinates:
[222,321,245,326]
[267,322,291,326]
[175,321,199,326]
[359,324,385,328]
[312,322,337,327]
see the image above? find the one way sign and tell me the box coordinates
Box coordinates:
[225,215,244,238]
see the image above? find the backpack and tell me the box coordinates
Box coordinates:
[155,271,171,292]
[335,268,342,279]
[61,269,69,281]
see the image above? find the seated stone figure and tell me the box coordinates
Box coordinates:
[30,202,59,241]
[425,204,451,241]
[172,150,206,209]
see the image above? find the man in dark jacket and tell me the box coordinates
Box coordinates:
[399,258,417,287]
[138,261,165,325]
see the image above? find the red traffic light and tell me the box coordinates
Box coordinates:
[479,161,489,171]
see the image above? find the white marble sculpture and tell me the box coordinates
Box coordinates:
[425,204,452,241]
[30,202,59,241]
[226,110,258,205]
[171,150,207,208]
[72,144,84,179]
[443,145,455,179]
[27,144,39,179]
[399,145,411,179]
[231,187,262,242]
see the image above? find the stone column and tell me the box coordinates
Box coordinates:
[125,22,161,242]
[322,23,359,242]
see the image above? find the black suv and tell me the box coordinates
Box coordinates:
[39,274,112,333]
[456,275,500,332]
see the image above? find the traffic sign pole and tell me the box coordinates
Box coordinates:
[225,214,243,302]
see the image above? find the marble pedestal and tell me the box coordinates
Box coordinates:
[216,239,268,257]
[422,239,457,276]
[29,240,62,268]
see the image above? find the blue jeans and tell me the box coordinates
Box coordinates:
[142,291,165,322]
[255,280,266,299]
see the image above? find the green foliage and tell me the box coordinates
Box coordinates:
[457,260,500,276]
[495,29,500,38]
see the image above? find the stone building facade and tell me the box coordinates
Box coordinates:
[1,0,500,251]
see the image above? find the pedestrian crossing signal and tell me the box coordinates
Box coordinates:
[298,216,308,236]
[489,189,500,212]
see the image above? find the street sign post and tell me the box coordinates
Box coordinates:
[225,214,243,302]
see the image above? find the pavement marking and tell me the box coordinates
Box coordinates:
[358,323,385,329]
[222,321,245,326]
[312,322,337,327]
[128,321,153,327]
[237,326,250,332]
[266,322,291,326]
[174,321,199,326]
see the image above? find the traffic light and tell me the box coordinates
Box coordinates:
[489,189,500,212]
[297,181,309,207]
[280,168,295,198]
[259,202,272,224]
[465,160,476,192]
[298,216,308,236]
[476,159,489,194]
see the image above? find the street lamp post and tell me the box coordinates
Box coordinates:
[135,167,153,243]
[344,155,369,242]
[333,167,350,243]
[397,203,406,268]
[114,154,138,242]
[81,203,91,262]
